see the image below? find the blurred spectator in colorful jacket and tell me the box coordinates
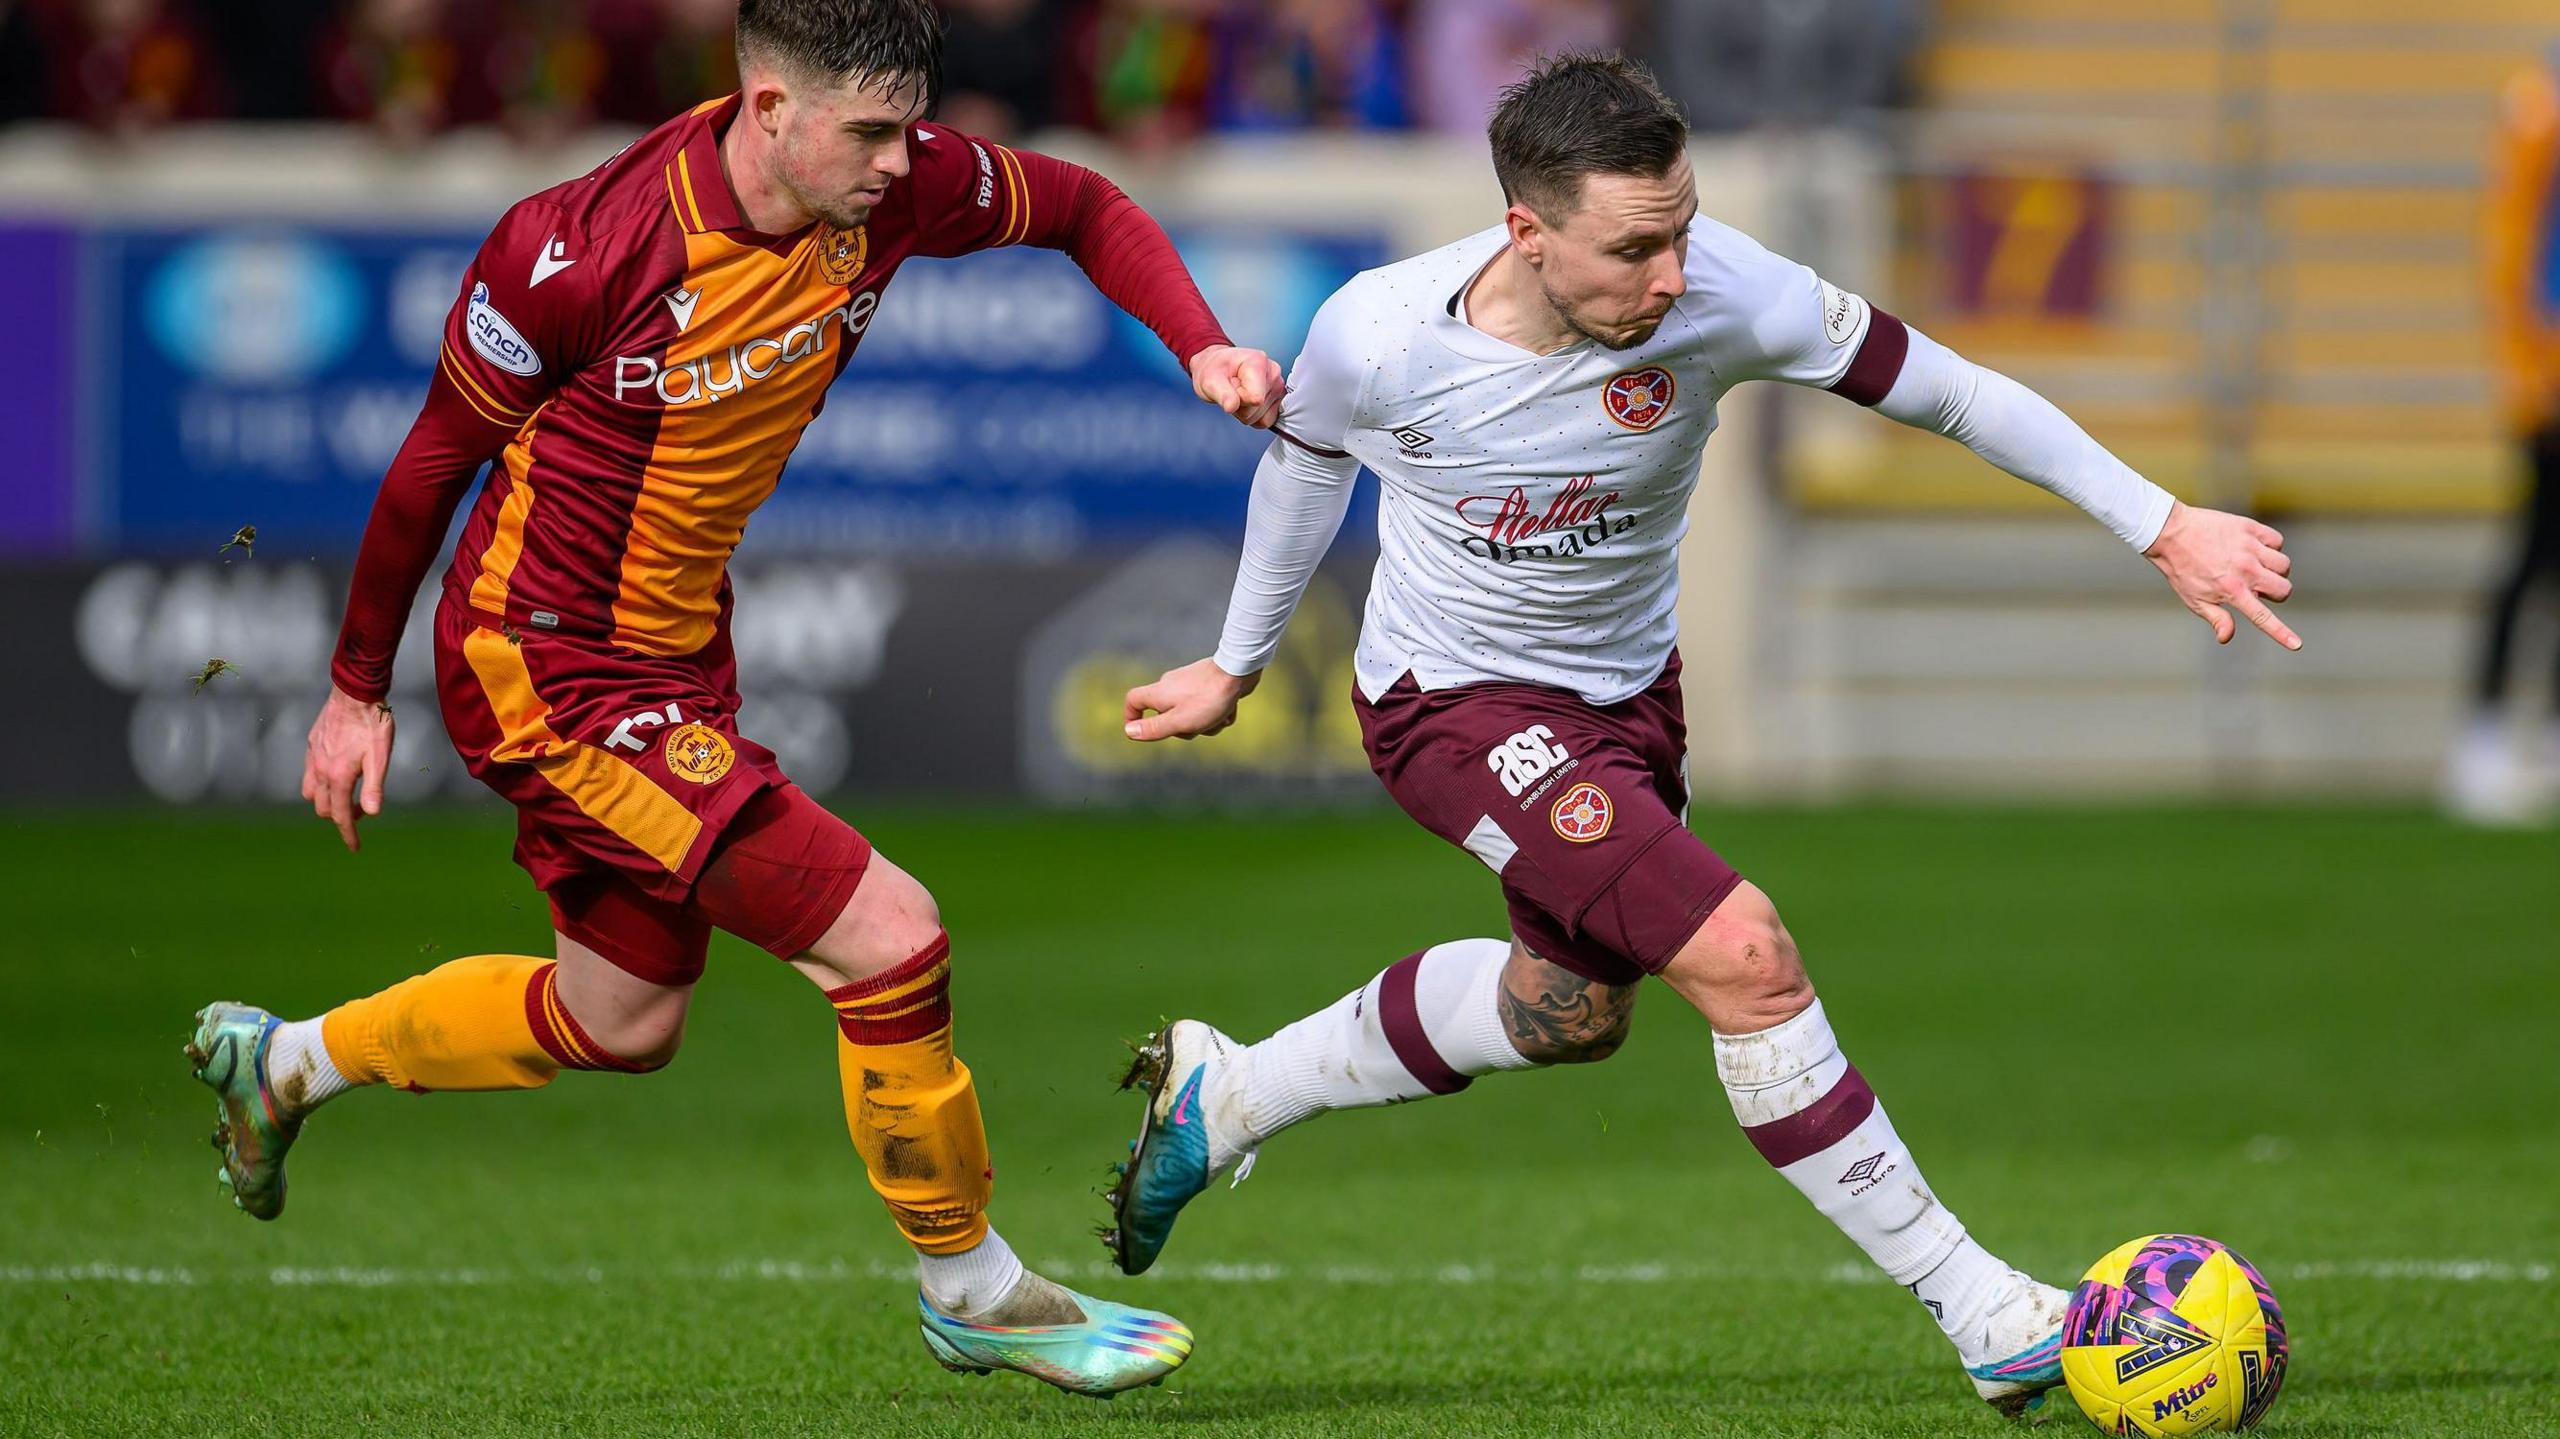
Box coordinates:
[1205,0,1406,134]
[1075,0,1217,149]
[317,0,488,140]
[940,0,1066,140]
[1409,0,1616,135]
[46,0,226,132]
[484,0,609,140]
[588,0,738,127]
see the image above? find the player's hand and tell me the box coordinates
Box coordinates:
[1125,657,1261,742]
[1189,345,1285,429]
[2143,501,2301,651]
[302,685,397,852]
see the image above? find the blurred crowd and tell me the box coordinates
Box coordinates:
[0,0,1923,143]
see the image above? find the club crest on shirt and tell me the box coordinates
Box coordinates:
[816,223,869,285]
[1602,366,1675,431]
[664,723,735,785]
[1550,782,1613,842]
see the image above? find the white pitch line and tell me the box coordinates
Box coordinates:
[2,1257,2550,1289]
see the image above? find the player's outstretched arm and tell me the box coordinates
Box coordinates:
[1732,244,2306,652]
[1843,304,2305,651]
[1125,283,1371,743]
[930,137,1283,427]
[2140,500,2300,649]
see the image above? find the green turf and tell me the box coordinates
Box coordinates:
[2,804,2554,1437]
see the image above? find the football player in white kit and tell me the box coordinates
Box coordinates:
[1106,53,2300,1416]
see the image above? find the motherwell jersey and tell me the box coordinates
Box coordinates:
[443,97,1057,656]
[332,94,1227,701]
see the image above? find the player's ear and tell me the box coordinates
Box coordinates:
[745,72,788,137]
[1505,203,1547,266]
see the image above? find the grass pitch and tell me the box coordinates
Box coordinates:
[2,803,2554,1437]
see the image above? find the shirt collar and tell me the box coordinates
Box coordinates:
[666,93,751,236]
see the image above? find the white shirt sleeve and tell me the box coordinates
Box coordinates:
[1210,284,1369,678]
[1871,324,2177,551]
[1716,231,2175,552]
[1713,236,1872,389]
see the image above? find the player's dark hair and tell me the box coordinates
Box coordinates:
[734,0,944,107]
[1488,52,1689,218]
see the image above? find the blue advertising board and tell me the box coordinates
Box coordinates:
[97,220,1385,555]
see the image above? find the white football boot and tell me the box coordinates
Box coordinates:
[1960,1271,2072,1417]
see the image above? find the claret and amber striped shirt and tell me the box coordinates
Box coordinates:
[331,93,1230,701]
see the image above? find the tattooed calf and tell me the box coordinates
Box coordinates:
[1497,949,1638,1064]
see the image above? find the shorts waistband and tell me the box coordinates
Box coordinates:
[442,592,607,646]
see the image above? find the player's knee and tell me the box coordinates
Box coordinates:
[793,855,945,990]
[1662,881,1814,1033]
[559,989,688,1072]
[593,1017,683,1072]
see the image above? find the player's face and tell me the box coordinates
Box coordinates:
[1523,167,1698,351]
[771,75,929,231]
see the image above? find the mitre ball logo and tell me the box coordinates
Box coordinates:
[664,723,736,785]
[1550,782,1614,842]
[1603,366,1675,431]
[817,223,869,285]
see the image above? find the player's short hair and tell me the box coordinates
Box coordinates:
[734,0,944,107]
[1488,52,1690,219]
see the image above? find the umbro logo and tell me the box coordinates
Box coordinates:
[1839,1152,1889,1186]
[664,286,701,331]
[1392,426,1433,454]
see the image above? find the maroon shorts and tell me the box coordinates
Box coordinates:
[434,595,869,985]
[1355,653,1743,986]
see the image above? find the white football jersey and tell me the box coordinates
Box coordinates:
[1212,219,2170,705]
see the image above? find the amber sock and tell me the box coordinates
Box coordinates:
[828,933,993,1256]
[317,954,641,1095]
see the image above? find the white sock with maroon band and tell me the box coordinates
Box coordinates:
[1219,939,1531,1144]
[1713,999,2010,1352]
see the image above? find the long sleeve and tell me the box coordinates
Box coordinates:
[327,377,517,702]
[1211,285,1368,676]
[1871,323,2177,551]
[1013,149,1232,366]
[328,196,598,702]
[1719,231,2173,551]
[908,128,1231,365]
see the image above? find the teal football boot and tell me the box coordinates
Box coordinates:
[184,1002,300,1221]
[1103,1020,1253,1276]
[917,1281,1193,1396]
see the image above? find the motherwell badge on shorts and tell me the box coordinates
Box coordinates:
[1550,782,1613,842]
[816,223,869,285]
[664,723,735,785]
[1602,366,1675,431]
